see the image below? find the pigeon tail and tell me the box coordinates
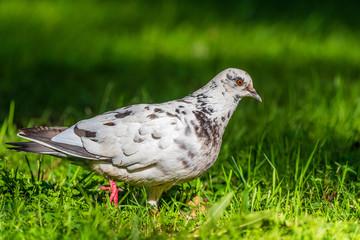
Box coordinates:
[7,126,105,160]
[7,141,67,157]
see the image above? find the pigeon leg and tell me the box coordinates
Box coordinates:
[146,185,169,208]
[100,178,118,207]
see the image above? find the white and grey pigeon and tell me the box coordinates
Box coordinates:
[8,68,261,207]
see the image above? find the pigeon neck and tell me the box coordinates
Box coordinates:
[186,82,242,123]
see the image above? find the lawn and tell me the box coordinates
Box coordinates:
[1,1,360,239]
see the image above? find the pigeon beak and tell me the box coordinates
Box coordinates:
[247,87,262,102]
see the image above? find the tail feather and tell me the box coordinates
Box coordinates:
[7,142,67,157]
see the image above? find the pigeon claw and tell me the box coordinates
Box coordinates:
[100,178,118,207]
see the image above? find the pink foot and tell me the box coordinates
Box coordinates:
[100,178,118,207]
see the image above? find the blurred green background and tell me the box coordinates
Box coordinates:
[1,0,359,125]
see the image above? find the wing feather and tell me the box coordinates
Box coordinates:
[61,103,186,167]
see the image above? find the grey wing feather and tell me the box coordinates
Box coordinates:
[8,126,109,160]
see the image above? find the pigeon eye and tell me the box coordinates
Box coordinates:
[236,79,244,86]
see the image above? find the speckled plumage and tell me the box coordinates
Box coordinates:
[8,68,262,207]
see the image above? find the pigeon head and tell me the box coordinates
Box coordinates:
[190,68,262,105]
[220,68,262,102]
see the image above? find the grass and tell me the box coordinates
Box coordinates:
[1,1,360,239]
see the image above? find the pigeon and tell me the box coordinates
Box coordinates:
[7,68,262,207]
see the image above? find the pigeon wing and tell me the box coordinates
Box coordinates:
[51,103,186,168]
